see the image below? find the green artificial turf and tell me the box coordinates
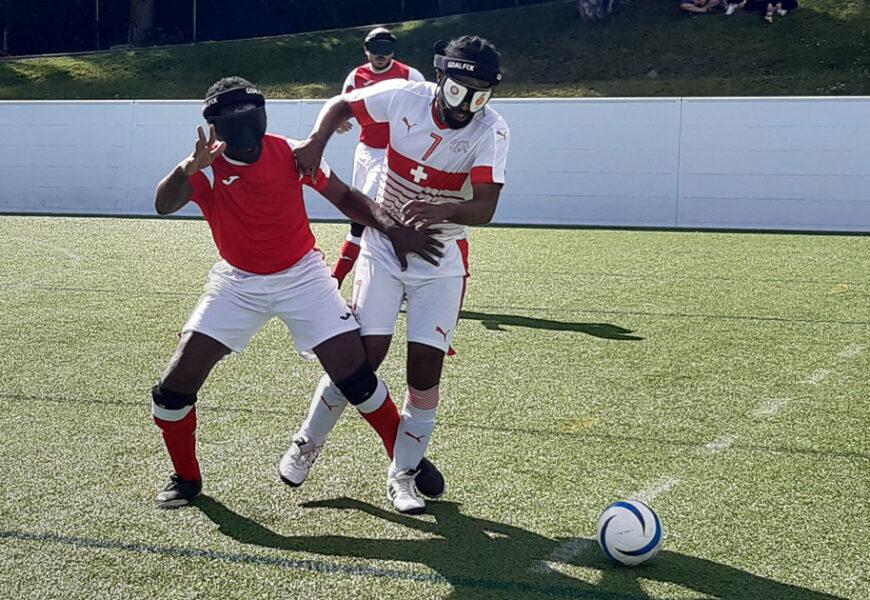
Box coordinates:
[0,216,867,598]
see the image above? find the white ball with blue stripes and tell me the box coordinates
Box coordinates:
[597,499,663,566]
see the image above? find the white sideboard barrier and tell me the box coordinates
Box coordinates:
[1,96,868,232]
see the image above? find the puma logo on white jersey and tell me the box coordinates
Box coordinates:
[222,175,240,186]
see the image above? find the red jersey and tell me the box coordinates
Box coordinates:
[342,60,425,149]
[188,133,330,275]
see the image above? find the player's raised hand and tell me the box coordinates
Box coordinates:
[401,201,454,229]
[182,125,226,176]
[293,136,326,181]
[385,221,444,270]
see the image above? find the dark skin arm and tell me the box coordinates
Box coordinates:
[294,97,355,178]
[155,124,226,215]
[317,172,443,269]
[402,182,503,228]
[297,95,502,225]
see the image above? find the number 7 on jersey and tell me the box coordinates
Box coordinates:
[421,132,443,161]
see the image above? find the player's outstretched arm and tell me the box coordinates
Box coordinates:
[402,182,503,228]
[155,125,226,215]
[294,97,355,178]
[319,173,443,269]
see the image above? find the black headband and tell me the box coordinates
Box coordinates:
[433,54,502,87]
[202,86,265,119]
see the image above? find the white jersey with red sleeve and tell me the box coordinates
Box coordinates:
[346,79,510,243]
[342,60,425,149]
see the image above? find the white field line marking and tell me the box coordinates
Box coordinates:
[750,398,791,418]
[532,476,681,574]
[632,476,681,505]
[530,477,680,574]
[838,344,866,359]
[529,538,597,574]
[800,369,830,385]
[703,435,734,454]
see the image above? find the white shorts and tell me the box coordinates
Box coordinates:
[182,250,359,354]
[351,229,469,353]
[352,143,386,199]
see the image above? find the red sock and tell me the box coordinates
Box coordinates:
[360,396,400,458]
[332,240,361,287]
[154,408,201,481]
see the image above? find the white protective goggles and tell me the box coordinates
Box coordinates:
[442,77,493,113]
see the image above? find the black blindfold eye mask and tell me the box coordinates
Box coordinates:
[202,87,267,148]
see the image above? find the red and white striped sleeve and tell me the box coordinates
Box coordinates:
[343,79,405,126]
[471,118,510,185]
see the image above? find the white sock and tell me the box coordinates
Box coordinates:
[390,385,439,476]
[346,233,362,245]
[299,373,348,446]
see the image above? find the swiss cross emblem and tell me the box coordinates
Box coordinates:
[410,165,428,184]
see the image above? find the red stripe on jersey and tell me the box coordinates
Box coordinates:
[447,238,471,358]
[350,99,375,126]
[387,147,468,191]
[350,61,414,149]
[382,182,414,203]
[457,238,470,276]
[361,123,390,149]
[470,166,495,184]
[386,174,466,202]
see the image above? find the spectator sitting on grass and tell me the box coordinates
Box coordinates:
[746,0,798,21]
[724,0,746,15]
[680,0,721,14]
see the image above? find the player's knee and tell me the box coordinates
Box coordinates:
[407,344,444,390]
[335,363,378,406]
[152,384,197,411]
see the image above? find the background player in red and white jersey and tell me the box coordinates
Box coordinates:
[330,26,426,288]
[290,36,510,514]
[149,76,444,509]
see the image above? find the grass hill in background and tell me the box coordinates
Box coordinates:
[0,0,867,99]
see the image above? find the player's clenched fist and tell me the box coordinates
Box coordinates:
[292,136,325,180]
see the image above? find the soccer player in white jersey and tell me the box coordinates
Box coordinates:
[149,76,444,509]
[331,27,426,288]
[286,36,510,514]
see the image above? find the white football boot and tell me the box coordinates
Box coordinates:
[387,469,426,514]
[279,434,322,487]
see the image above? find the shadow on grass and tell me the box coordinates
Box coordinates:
[459,310,644,340]
[195,495,843,600]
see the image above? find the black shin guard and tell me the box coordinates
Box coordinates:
[334,363,378,406]
[152,385,197,411]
